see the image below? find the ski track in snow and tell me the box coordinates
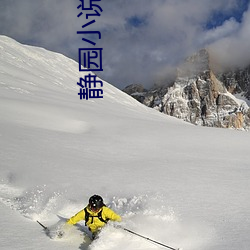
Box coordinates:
[0,180,211,250]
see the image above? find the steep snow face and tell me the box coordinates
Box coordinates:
[1,36,250,250]
[0,35,151,134]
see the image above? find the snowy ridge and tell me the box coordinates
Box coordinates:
[1,36,250,250]
[0,35,145,108]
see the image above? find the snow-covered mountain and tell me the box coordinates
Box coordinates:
[124,49,250,130]
[1,36,250,250]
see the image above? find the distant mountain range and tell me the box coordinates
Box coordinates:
[123,49,250,130]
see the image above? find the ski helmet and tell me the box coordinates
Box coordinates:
[89,195,104,210]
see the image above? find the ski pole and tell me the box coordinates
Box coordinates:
[37,220,48,231]
[122,227,180,250]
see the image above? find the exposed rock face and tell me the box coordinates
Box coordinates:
[123,84,147,103]
[123,49,250,130]
[217,66,250,99]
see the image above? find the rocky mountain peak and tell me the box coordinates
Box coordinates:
[123,49,250,130]
[177,49,210,78]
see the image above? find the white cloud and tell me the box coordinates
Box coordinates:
[201,17,240,45]
[0,0,249,88]
[209,5,250,68]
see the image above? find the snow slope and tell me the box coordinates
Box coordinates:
[0,35,250,250]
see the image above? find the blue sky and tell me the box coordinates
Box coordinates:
[206,0,249,28]
[0,0,249,89]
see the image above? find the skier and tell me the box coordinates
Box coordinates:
[66,194,122,239]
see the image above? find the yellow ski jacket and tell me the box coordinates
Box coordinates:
[67,206,121,233]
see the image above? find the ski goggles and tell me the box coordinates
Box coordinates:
[89,204,101,212]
